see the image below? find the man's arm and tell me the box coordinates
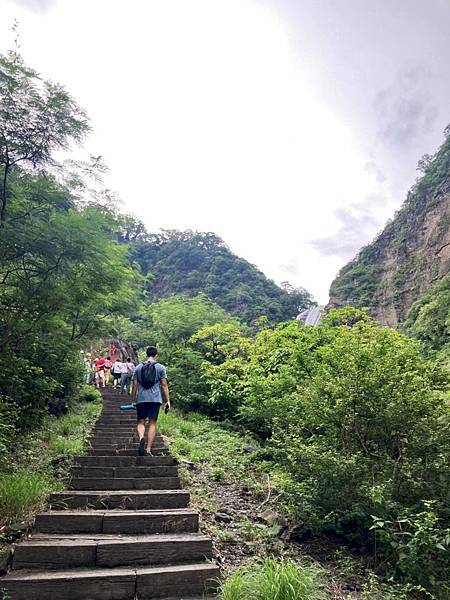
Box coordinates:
[160,378,170,410]
[131,378,137,403]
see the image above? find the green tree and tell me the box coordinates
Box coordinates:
[403,274,450,355]
[0,50,89,225]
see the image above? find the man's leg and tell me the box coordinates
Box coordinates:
[137,416,147,456]
[120,373,126,394]
[146,419,157,454]
[137,418,145,441]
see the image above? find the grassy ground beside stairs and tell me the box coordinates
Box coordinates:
[0,386,102,564]
[158,409,416,600]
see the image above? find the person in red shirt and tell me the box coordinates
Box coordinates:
[95,357,106,389]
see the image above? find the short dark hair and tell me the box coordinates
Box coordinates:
[146,346,158,357]
[126,357,131,362]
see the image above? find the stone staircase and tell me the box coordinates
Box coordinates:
[0,390,219,599]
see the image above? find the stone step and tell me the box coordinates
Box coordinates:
[50,489,189,510]
[71,466,179,478]
[87,444,166,452]
[92,432,164,439]
[35,509,199,535]
[75,455,176,467]
[13,533,212,570]
[89,440,165,447]
[95,418,138,424]
[1,562,219,599]
[86,447,168,456]
[69,477,181,491]
[92,431,163,436]
[116,448,169,456]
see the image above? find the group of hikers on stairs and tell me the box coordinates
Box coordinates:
[87,345,171,458]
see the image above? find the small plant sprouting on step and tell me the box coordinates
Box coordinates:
[211,467,225,481]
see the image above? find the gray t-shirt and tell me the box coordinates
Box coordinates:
[133,361,167,404]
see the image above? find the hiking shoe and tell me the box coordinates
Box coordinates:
[144,451,154,457]
[138,438,146,456]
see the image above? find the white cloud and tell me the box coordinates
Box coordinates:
[7,0,56,13]
[1,0,447,305]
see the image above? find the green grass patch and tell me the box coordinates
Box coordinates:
[48,435,85,456]
[0,470,59,527]
[218,557,328,600]
[0,392,102,530]
[159,409,283,494]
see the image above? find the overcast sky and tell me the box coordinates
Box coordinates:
[1,0,449,303]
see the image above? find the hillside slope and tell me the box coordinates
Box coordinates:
[130,230,314,324]
[329,130,450,326]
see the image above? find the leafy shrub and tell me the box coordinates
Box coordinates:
[371,502,450,597]
[403,273,450,355]
[219,557,327,600]
[0,356,57,432]
[80,385,102,403]
[264,320,449,595]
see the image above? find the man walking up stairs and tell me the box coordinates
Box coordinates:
[0,389,219,599]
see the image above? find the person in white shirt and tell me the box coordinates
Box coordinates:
[112,360,122,389]
[120,357,136,395]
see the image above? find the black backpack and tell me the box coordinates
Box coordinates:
[138,361,159,390]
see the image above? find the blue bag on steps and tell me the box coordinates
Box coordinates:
[120,404,136,411]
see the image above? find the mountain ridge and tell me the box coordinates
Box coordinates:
[129,229,314,324]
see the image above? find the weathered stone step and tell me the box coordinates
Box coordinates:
[92,431,163,437]
[92,433,164,439]
[13,533,212,570]
[1,562,219,599]
[69,477,181,491]
[71,466,179,478]
[95,418,138,424]
[116,448,169,456]
[89,440,165,447]
[87,447,168,456]
[35,509,199,535]
[50,489,189,510]
[75,455,176,467]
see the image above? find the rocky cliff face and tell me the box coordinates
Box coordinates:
[329,133,450,327]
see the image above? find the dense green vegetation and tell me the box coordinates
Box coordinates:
[0,49,140,454]
[329,127,450,319]
[403,274,450,363]
[150,306,449,598]
[130,230,314,324]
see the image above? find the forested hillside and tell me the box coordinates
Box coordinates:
[329,128,450,327]
[130,230,314,324]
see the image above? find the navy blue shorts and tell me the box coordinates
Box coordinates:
[136,402,161,421]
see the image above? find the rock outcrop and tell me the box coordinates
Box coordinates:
[329,132,450,327]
